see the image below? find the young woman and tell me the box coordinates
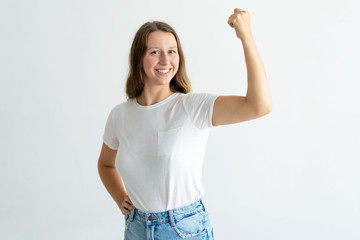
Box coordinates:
[98,8,272,240]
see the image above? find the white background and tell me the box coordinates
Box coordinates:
[1,0,359,239]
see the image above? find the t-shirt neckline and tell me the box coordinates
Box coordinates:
[133,92,179,110]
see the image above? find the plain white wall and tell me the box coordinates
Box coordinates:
[1,0,359,239]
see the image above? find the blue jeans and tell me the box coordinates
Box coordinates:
[124,197,214,239]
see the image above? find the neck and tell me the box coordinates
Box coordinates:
[136,88,175,106]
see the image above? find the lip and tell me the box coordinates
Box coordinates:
[155,68,172,76]
[155,67,172,70]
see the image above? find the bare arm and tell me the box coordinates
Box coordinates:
[98,142,133,215]
[231,8,272,113]
[212,8,272,126]
[242,33,272,114]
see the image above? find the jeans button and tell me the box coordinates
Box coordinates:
[148,216,157,220]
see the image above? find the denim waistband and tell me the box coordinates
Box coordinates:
[126,197,208,225]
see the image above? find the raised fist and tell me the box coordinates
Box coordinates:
[227,8,252,39]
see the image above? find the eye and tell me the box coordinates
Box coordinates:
[169,50,177,54]
[151,50,160,55]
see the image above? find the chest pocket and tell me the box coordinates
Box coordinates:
[157,127,185,156]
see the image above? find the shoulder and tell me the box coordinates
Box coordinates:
[107,99,131,119]
[179,92,220,102]
[180,92,220,110]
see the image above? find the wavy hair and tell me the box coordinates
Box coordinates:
[125,21,192,100]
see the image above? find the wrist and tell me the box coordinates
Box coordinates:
[238,33,254,42]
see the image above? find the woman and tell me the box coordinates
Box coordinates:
[98,8,272,240]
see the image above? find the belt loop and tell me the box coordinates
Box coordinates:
[129,207,135,222]
[200,197,206,211]
[169,209,175,226]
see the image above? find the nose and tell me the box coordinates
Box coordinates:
[159,52,170,65]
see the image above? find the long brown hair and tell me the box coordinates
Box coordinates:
[125,21,192,100]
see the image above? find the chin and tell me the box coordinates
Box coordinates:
[159,77,174,84]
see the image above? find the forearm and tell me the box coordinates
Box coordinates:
[98,163,127,208]
[241,34,272,114]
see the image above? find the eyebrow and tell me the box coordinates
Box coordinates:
[148,46,178,50]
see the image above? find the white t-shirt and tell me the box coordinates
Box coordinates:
[103,92,220,213]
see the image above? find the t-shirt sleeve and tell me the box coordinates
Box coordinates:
[182,92,220,130]
[102,107,120,150]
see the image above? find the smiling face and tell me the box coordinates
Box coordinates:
[141,31,179,87]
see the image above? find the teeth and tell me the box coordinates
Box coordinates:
[157,69,170,73]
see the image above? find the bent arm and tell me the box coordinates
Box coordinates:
[98,142,127,209]
[212,35,272,126]
[242,34,272,114]
[212,10,272,127]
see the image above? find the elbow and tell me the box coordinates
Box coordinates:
[257,105,272,116]
[266,104,272,114]
[246,97,272,116]
[260,99,272,115]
